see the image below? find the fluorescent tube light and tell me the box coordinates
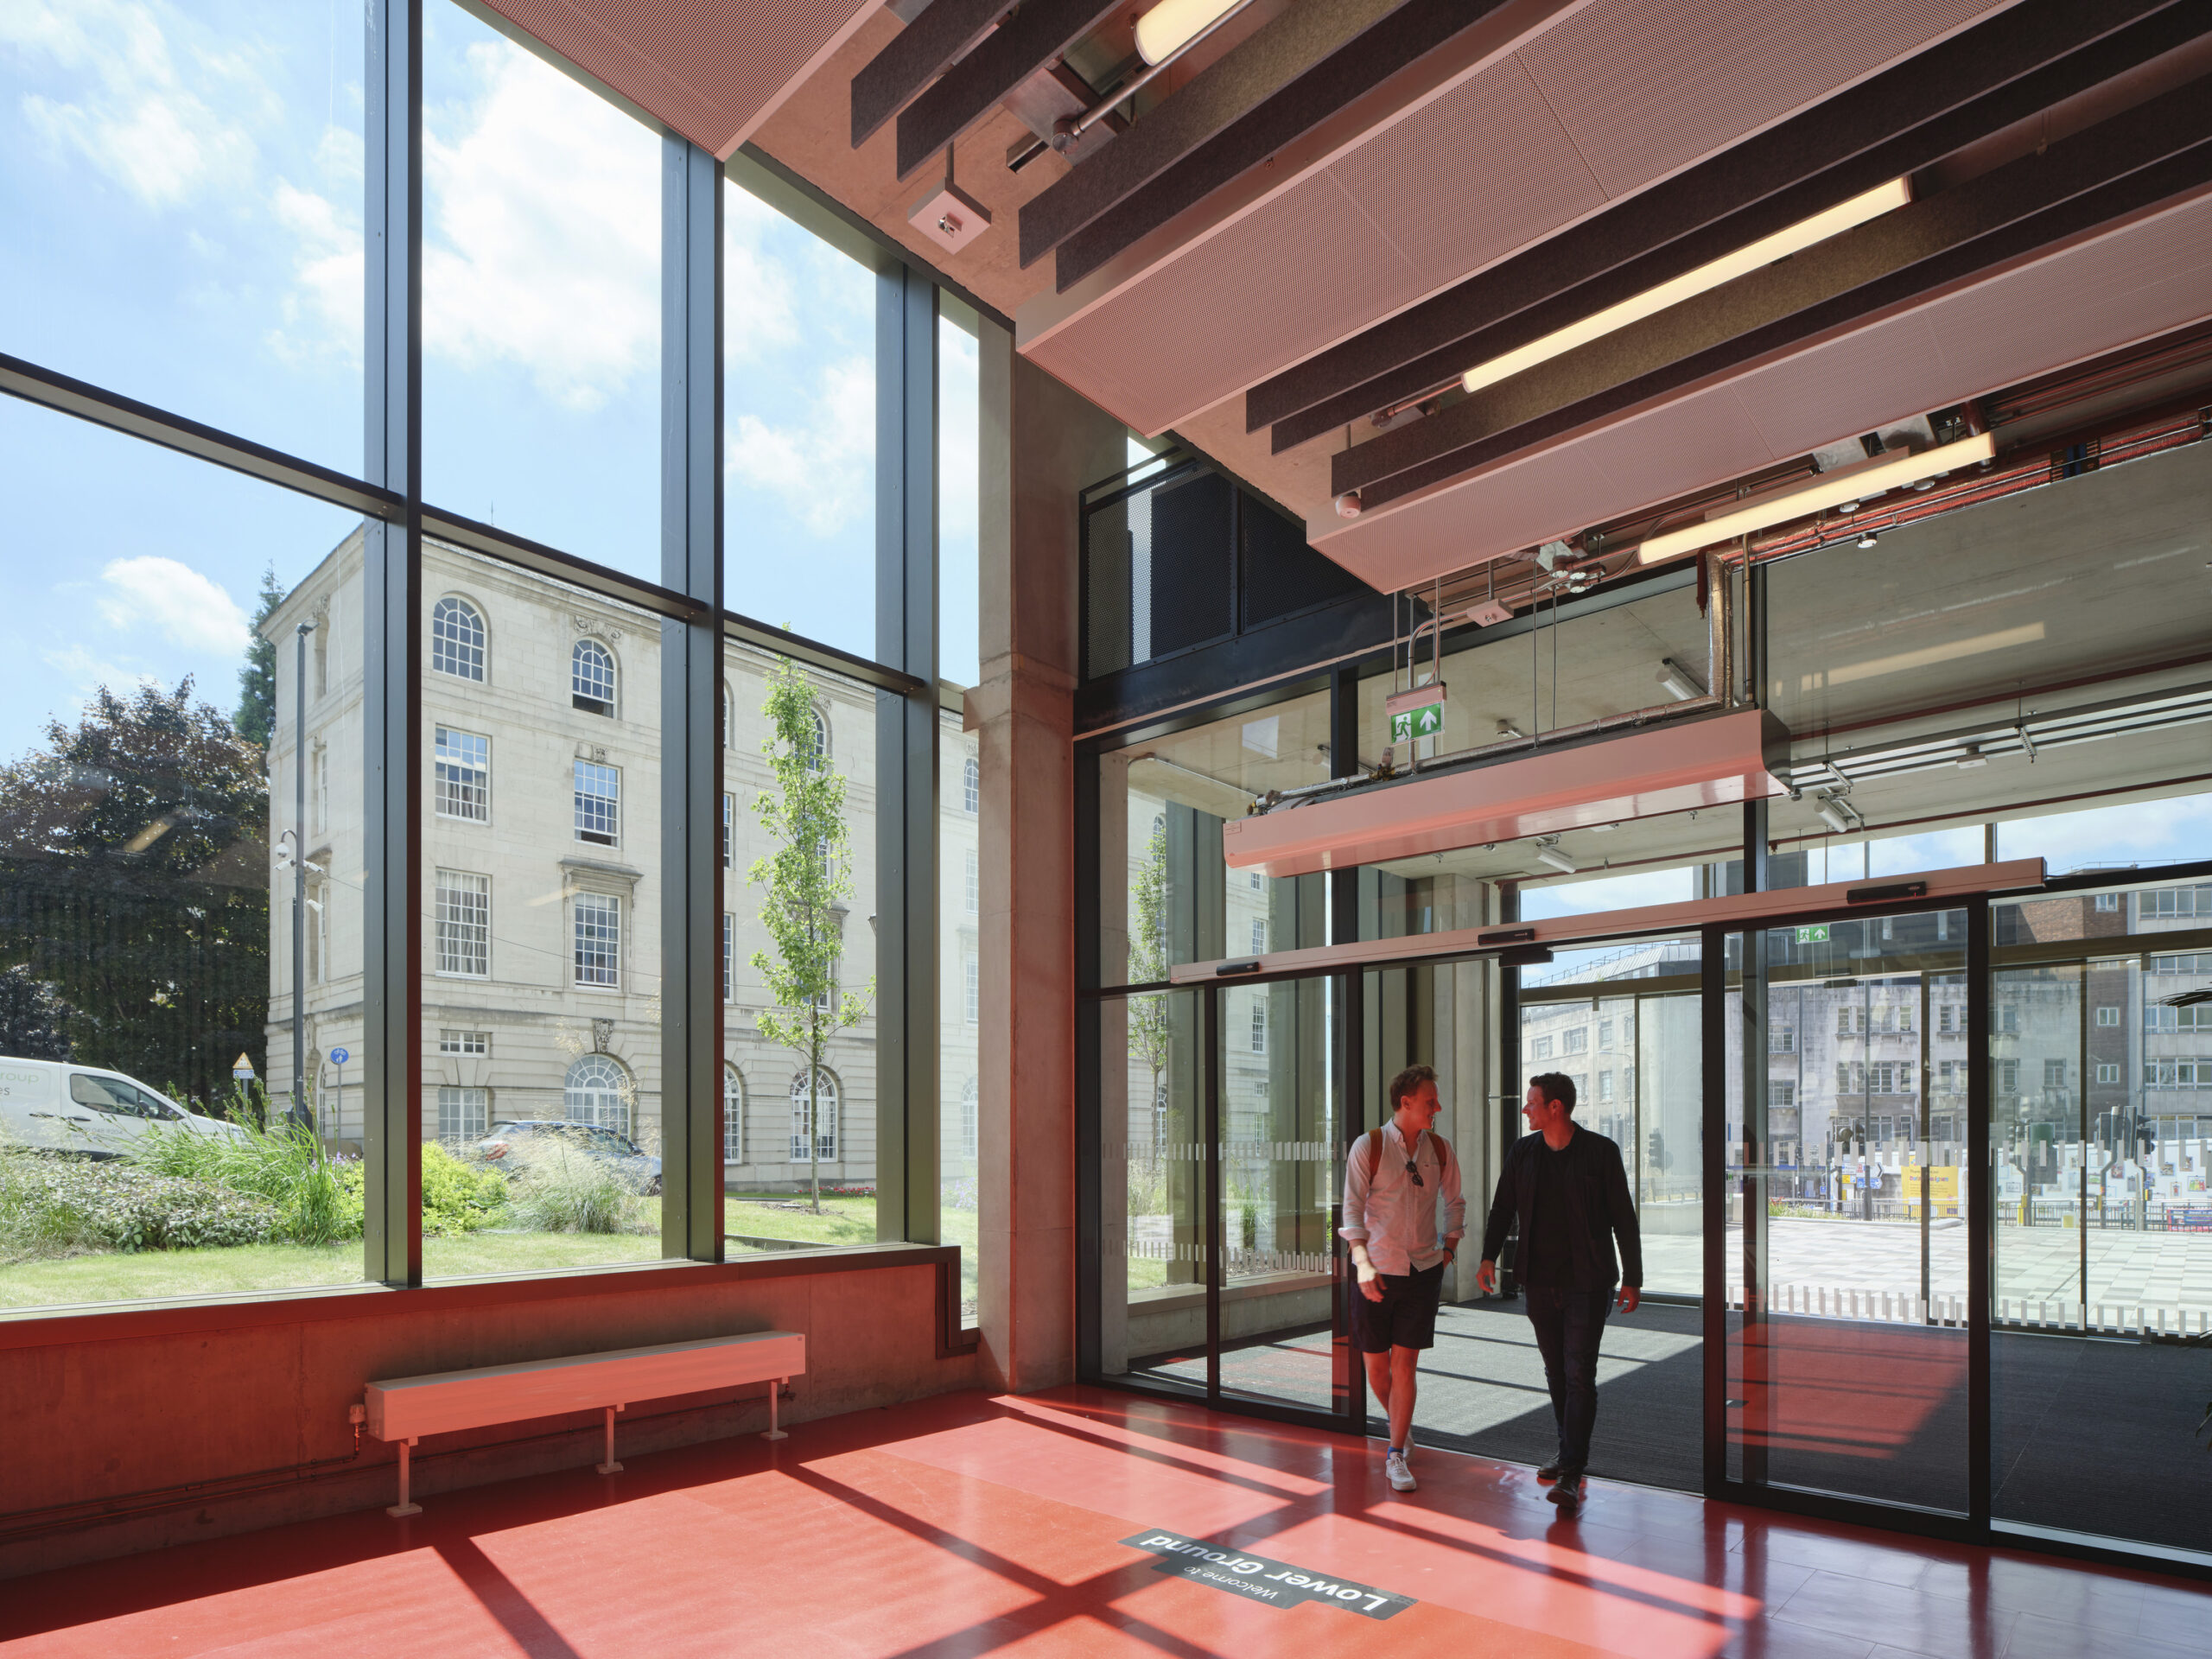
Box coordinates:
[1656,658,1704,702]
[1135,0,1243,65]
[1462,179,1913,397]
[1636,431,1995,565]
[1815,798,1854,835]
[1535,844,1579,875]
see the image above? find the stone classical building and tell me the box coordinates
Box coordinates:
[261,529,979,1194]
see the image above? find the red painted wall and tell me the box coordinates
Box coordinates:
[0,1250,978,1579]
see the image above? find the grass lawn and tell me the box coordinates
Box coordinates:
[727,1192,980,1319]
[1,1195,982,1313]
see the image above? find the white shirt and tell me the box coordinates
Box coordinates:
[1339,1119,1466,1275]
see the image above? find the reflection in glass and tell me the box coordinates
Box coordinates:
[1097,691,1330,987]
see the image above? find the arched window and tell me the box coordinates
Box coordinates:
[805,708,829,772]
[431,597,486,681]
[962,755,979,814]
[723,1064,745,1164]
[572,639,615,715]
[563,1053,630,1136]
[961,1076,977,1161]
[722,682,735,749]
[789,1068,838,1163]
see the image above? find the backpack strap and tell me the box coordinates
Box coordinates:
[1361,1127,1452,1185]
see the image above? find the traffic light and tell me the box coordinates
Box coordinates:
[1647,1130,1669,1172]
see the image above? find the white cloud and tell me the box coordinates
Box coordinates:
[42,643,161,702]
[1999,794,2212,874]
[1523,865,1697,920]
[94,557,249,653]
[723,184,799,362]
[939,322,981,546]
[265,175,362,366]
[423,41,659,410]
[5,0,259,208]
[728,355,876,537]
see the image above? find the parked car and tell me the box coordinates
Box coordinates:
[476,1120,662,1194]
[0,1057,250,1159]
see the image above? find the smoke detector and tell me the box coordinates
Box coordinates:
[909,143,990,256]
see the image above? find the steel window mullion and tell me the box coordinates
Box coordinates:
[1205,981,1222,1404]
[362,0,423,1288]
[872,264,940,1244]
[1967,894,1993,1523]
[1702,923,1726,1497]
[660,136,724,1262]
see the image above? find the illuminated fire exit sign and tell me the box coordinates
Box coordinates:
[1796,925,1831,944]
[1386,685,1445,746]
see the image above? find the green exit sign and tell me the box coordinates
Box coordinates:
[1390,702,1444,744]
[1386,687,1446,746]
[1796,925,1831,944]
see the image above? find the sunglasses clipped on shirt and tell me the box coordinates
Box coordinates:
[1405,1157,1423,1187]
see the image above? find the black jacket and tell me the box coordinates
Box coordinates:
[1480,1128,1643,1289]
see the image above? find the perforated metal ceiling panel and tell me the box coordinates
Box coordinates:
[1021,0,2017,436]
[1310,185,2212,594]
[480,0,875,157]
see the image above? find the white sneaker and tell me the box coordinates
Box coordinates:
[1385,1450,1417,1492]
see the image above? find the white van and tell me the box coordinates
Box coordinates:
[0,1058,248,1160]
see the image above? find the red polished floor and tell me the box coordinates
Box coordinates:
[3,1386,2207,1656]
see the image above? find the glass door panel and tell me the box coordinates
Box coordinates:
[1726,912,1971,1513]
[1104,988,1210,1396]
[1989,903,2212,1557]
[1637,989,1704,1297]
[1472,942,1703,1493]
[1217,971,1344,1414]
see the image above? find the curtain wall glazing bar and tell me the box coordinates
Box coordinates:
[362,0,424,1288]
[661,135,726,1262]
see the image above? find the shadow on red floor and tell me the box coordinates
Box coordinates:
[3,1386,2207,1657]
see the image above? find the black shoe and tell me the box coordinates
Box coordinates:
[1535,1460,1561,1484]
[1547,1471,1585,1512]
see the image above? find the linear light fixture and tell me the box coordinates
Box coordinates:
[1635,431,1996,565]
[1461,179,1913,397]
[1135,0,1244,66]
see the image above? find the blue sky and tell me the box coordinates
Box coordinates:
[0,0,982,766]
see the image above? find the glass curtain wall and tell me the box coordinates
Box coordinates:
[1,401,365,1306]
[3,3,962,1310]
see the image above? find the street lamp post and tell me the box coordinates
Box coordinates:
[291,620,315,1129]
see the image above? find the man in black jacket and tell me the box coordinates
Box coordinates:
[1475,1071,1642,1515]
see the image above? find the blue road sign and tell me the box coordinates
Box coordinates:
[329,1047,350,1066]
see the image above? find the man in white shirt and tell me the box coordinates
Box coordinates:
[1341,1063,1465,1494]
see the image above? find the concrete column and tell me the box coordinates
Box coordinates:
[976,327,1125,1391]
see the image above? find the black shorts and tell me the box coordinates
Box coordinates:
[1354,1261,1446,1353]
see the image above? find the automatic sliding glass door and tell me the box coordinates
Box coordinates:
[1723,909,1974,1515]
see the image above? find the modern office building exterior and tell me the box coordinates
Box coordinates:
[6,1,2212,1649]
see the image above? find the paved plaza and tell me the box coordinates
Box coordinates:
[1642,1216,2212,1329]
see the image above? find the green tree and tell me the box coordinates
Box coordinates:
[233,566,285,747]
[0,965,72,1061]
[748,658,874,1213]
[1128,817,1171,1155]
[0,680,269,1100]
